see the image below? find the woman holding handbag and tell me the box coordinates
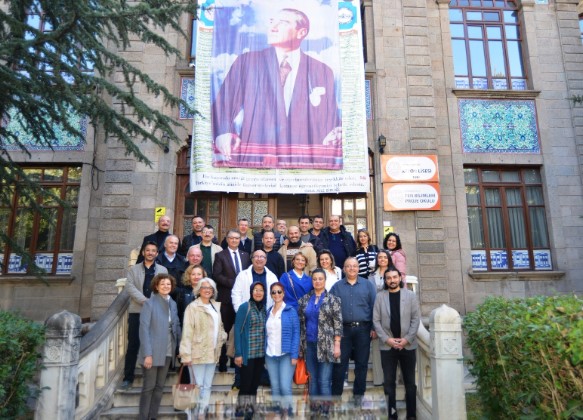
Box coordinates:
[265,281,300,415]
[297,269,343,399]
[179,277,227,417]
[279,252,313,309]
[138,273,181,420]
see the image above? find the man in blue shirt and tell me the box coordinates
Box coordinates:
[330,257,377,400]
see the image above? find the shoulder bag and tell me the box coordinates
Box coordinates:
[172,365,199,410]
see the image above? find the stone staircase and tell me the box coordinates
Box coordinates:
[99,363,406,419]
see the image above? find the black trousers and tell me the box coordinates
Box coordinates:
[239,357,265,396]
[123,313,140,382]
[381,348,417,419]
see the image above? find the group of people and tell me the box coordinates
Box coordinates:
[122,213,419,420]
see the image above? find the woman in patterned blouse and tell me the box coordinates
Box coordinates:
[297,269,343,400]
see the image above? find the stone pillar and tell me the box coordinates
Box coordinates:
[430,305,466,420]
[35,311,82,420]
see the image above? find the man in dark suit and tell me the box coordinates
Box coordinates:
[212,8,342,169]
[213,229,251,371]
[221,217,253,254]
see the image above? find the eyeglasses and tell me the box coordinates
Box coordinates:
[253,255,266,259]
[199,286,213,290]
[271,290,283,295]
[228,236,240,240]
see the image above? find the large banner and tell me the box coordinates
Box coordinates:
[191,0,369,193]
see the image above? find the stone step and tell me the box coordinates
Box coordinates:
[102,394,404,419]
[130,364,377,388]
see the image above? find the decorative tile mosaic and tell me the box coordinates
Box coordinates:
[180,77,195,120]
[4,106,86,151]
[459,99,540,154]
[365,79,372,120]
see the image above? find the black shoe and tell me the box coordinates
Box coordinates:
[119,380,133,390]
[218,363,228,372]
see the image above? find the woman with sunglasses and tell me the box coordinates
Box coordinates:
[297,269,343,406]
[179,278,227,418]
[265,282,300,415]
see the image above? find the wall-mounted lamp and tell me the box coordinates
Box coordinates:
[378,134,387,154]
[161,132,170,154]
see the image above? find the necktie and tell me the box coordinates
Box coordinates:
[280,57,292,87]
[233,251,241,274]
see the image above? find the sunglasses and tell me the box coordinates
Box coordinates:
[270,290,283,295]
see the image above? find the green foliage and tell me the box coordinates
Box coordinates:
[464,295,583,419]
[0,311,45,418]
[0,0,196,272]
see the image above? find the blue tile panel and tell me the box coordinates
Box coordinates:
[365,79,372,120]
[180,77,195,120]
[4,107,86,151]
[459,99,540,154]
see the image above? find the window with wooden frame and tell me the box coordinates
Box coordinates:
[1,166,81,275]
[464,167,551,271]
[449,0,526,90]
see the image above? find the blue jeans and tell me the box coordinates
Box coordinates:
[305,341,333,397]
[189,363,216,411]
[265,354,295,410]
[332,324,371,396]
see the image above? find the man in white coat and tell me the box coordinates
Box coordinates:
[231,249,279,312]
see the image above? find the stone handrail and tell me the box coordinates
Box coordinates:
[76,289,129,419]
[35,287,129,420]
[416,321,433,418]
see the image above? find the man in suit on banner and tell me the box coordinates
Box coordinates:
[212,7,342,169]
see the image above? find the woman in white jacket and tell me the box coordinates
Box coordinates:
[179,278,227,416]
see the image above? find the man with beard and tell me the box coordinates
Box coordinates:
[298,214,323,253]
[278,225,317,274]
[373,267,420,420]
[120,241,168,389]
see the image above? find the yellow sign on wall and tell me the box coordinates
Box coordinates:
[155,207,166,224]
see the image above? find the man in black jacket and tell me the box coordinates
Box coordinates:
[298,215,324,253]
[253,214,282,252]
[319,215,356,268]
[136,215,173,264]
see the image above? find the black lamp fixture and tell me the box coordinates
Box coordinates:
[378,134,387,154]
[161,132,170,154]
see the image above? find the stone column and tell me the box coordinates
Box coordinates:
[430,305,466,420]
[35,311,82,420]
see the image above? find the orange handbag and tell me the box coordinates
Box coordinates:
[294,357,309,385]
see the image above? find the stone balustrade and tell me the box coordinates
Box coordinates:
[35,288,129,420]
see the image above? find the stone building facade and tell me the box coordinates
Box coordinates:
[1,0,582,321]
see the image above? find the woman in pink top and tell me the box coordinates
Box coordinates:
[383,232,407,286]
